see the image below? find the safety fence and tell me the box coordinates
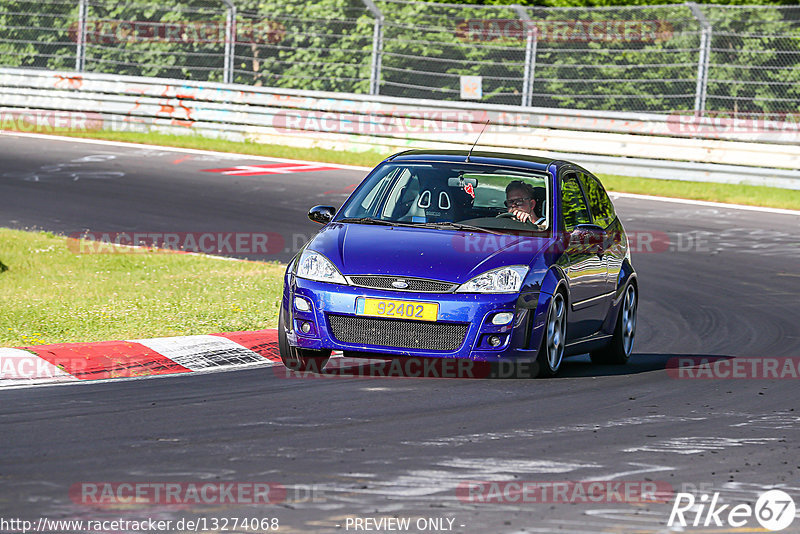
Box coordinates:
[1,0,799,115]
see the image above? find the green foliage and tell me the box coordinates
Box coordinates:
[701,7,800,114]
[0,0,797,113]
[0,1,79,70]
[233,0,374,91]
[82,0,227,79]
[431,0,798,6]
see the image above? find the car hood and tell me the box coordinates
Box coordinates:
[305,223,554,284]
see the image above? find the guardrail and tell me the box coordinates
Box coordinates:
[1,68,798,189]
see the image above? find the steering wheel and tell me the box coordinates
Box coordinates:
[496,211,545,226]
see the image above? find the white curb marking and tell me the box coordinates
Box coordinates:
[129,335,267,371]
[0,347,78,385]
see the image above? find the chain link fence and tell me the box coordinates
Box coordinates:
[1,0,798,115]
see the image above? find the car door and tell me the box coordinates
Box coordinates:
[560,170,609,339]
[578,172,622,295]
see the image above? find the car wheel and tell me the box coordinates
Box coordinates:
[278,306,330,373]
[535,292,566,378]
[590,283,637,365]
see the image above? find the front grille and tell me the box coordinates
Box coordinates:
[327,314,468,352]
[347,275,456,293]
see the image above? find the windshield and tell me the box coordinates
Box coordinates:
[335,162,550,234]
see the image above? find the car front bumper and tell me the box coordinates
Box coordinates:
[283,275,547,362]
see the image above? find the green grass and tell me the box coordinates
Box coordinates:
[0,228,285,347]
[22,128,798,211]
[59,129,391,168]
[599,173,800,211]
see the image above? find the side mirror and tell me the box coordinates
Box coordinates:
[570,224,606,249]
[308,205,336,225]
[572,223,604,233]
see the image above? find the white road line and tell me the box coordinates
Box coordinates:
[3,130,798,215]
[623,436,781,455]
[0,131,372,170]
[610,191,800,216]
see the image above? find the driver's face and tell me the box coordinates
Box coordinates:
[506,190,535,215]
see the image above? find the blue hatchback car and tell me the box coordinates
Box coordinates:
[279,150,638,378]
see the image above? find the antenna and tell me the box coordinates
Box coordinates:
[466,120,490,163]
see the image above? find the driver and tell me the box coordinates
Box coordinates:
[505,180,543,225]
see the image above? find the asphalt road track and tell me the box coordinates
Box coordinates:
[1,133,799,533]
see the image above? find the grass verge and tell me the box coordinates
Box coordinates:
[44,129,391,168]
[0,228,284,347]
[598,173,800,211]
[12,129,799,211]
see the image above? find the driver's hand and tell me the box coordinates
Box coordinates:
[509,209,532,223]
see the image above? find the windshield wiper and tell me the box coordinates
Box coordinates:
[337,217,399,226]
[339,218,505,235]
[418,221,504,235]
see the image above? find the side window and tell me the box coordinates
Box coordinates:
[579,173,616,228]
[561,173,591,231]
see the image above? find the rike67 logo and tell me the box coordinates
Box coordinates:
[668,490,796,531]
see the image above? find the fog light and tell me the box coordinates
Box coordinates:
[294,296,311,312]
[492,312,514,325]
[488,335,502,347]
[300,322,312,334]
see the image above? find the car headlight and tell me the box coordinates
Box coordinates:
[456,265,529,294]
[296,249,347,284]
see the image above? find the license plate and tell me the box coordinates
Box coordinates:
[356,297,438,321]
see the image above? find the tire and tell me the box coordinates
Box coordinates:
[590,283,637,365]
[278,306,330,373]
[535,291,567,378]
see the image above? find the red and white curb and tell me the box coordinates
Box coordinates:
[0,330,282,388]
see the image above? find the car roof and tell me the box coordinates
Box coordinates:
[387,149,557,173]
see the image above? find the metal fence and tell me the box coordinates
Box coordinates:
[1,0,799,115]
